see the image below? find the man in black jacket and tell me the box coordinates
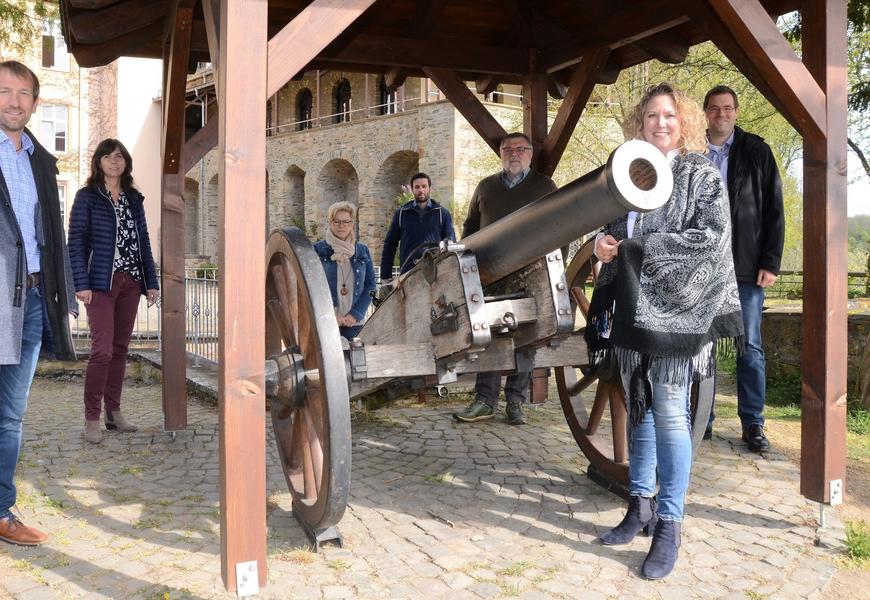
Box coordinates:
[704,85,785,453]
[0,61,77,545]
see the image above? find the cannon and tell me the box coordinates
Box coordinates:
[263,140,714,538]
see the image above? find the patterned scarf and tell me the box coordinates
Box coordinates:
[585,152,744,425]
[325,228,355,264]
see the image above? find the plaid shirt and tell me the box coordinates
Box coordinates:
[0,129,40,272]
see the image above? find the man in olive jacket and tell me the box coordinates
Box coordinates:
[453,132,558,426]
[0,61,77,546]
[704,85,784,453]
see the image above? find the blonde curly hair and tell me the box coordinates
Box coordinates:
[327,201,357,224]
[622,83,708,155]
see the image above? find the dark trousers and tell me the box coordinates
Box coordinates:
[474,369,531,409]
[84,272,142,421]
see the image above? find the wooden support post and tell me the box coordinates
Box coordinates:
[423,67,507,155]
[160,5,193,431]
[799,0,848,504]
[217,0,267,590]
[522,72,548,159]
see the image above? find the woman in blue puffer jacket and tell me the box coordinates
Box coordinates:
[67,139,159,444]
[313,201,376,339]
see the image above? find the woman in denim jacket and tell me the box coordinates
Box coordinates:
[313,201,376,339]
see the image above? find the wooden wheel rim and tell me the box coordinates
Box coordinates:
[266,227,351,530]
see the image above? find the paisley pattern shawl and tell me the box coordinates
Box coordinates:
[585,153,744,423]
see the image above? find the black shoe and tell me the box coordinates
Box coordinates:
[505,402,526,425]
[703,424,713,440]
[642,519,681,580]
[600,496,657,545]
[742,423,770,453]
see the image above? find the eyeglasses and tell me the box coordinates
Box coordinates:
[500,146,532,155]
[706,106,735,115]
[332,219,353,226]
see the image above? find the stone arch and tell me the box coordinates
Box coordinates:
[365,150,420,257]
[314,159,358,239]
[280,164,306,229]
[183,177,200,256]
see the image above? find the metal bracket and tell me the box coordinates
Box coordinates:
[235,561,259,597]
[430,295,460,335]
[543,249,573,335]
[830,479,843,505]
[457,250,491,351]
[435,358,459,385]
[347,338,368,381]
[294,507,343,551]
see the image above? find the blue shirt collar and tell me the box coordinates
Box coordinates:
[708,130,735,154]
[0,129,35,155]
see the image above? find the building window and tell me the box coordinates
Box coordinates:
[379,77,397,115]
[334,79,351,124]
[296,88,313,130]
[40,105,68,153]
[57,184,67,230]
[41,19,70,71]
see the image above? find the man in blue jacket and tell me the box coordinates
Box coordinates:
[379,172,455,282]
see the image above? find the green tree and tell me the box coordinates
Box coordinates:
[0,1,54,55]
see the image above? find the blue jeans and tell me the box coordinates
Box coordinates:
[621,363,692,521]
[474,369,531,408]
[0,288,44,518]
[736,282,765,430]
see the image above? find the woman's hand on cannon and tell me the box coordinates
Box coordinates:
[595,234,622,264]
[338,314,358,327]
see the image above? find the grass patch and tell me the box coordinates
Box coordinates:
[133,517,164,530]
[745,591,768,600]
[497,561,535,577]
[327,559,351,572]
[532,565,563,583]
[765,404,801,421]
[121,465,143,476]
[846,520,870,561]
[276,547,316,564]
[423,471,449,484]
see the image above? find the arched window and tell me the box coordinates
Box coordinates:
[334,78,352,123]
[379,76,397,115]
[296,88,313,130]
[266,100,273,136]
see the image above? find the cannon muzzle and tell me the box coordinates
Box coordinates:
[462,140,673,286]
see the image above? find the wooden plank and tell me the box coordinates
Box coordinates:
[701,0,826,143]
[160,169,187,431]
[217,0,267,591]
[266,0,376,98]
[423,67,506,155]
[162,5,194,174]
[523,72,548,158]
[67,0,170,45]
[182,116,218,174]
[384,67,407,90]
[538,49,610,177]
[799,0,848,504]
[69,21,163,68]
[69,0,125,7]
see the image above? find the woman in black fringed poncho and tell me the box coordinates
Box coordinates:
[587,83,743,580]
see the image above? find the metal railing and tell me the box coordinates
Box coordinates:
[70,266,401,364]
[766,270,869,300]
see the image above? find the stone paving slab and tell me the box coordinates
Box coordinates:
[0,369,854,599]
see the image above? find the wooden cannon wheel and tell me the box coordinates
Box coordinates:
[265,227,351,531]
[555,239,713,488]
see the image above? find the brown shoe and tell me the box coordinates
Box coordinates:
[84,419,103,444]
[105,410,138,432]
[0,514,48,546]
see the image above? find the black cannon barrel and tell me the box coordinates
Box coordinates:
[461,140,674,286]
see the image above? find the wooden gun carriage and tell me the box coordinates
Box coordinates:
[263,140,715,538]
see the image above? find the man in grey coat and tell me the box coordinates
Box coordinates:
[0,60,77,546]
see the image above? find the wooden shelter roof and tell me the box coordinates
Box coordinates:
[61,0,798,88]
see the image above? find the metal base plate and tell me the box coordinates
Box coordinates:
[294,504,343,552]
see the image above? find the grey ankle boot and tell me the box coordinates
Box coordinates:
[84,420,103,444]
[600,495,657,545]
[642,519,682,580]
[105,410,138,432]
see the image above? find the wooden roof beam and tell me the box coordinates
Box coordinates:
[501,0,534,46]
[69,0,125,8]
[538,49,610,177]
[267,0,377,98]
[423,67,507,155]
[201,0,221,91]
[67,0,170,45]
[385,0,451,94]
[700,0,826,143]
[182,115,218,174]
[318,35,528,76]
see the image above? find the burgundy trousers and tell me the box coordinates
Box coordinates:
[83,272,142,421]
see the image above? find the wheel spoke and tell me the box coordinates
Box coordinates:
[609,382,628,464]
[269,261,298,347]
[302,408,324,491]
[585,382,610,436]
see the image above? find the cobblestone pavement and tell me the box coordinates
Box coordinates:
[0,368,853,599]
